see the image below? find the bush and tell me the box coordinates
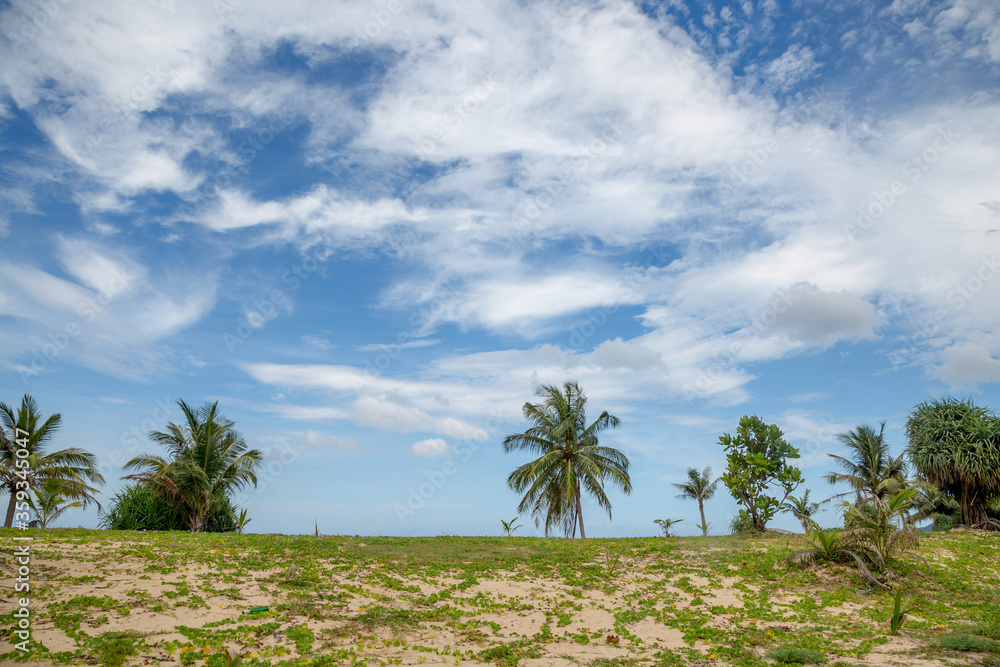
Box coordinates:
[768,644,827,664]
[933,513,959,531]
[730,512,756,536]
[939,635,1000,652]
[99,483,239,532]
[964,623,1000,640]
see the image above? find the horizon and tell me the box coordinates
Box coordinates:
[2,0,999,536]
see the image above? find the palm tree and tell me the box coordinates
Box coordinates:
[906,477,960,527]
[500,517,522,537]
[672,467,719,536]
[825,423,906,505]
[780,489,831,532]
[653,518,683,537]
[29,479,85,528]
[1,395,104,527]
[503,382,631,538]
[123,400,263,532]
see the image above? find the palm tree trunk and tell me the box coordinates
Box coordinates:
[576,487,586,539]
[698,501,707,537]
[4,488,17,528]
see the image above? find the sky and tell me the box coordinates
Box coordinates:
[1,0,999,537]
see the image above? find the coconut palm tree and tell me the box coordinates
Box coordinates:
[1,395,104,527]
[906,397,1000,530]
[825,423,906,505]
[780,489,831,532]
[28,479,85,528]
[672,467,719,536]
[123,400,262,532]
[503,382,631,538]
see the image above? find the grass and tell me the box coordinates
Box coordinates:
[0,527,997,666]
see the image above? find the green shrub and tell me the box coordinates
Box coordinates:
[87,630,146,667]
[730,513,756,536]
[932,513,959,531]
[768,644,827,664]
[99,483,239,532]
[939,635,1000,652]
[964,623,1000,640]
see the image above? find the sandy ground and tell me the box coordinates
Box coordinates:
[1,533,997,666]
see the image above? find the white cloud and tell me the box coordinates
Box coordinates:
[299,429,367,452]
[590,338,665,371]
[760,282,881,347]
[764,44,819,90]
[410,438,451,457]
[356,339,440,352]
[934,342,1000,388]
[4,0,1000,395]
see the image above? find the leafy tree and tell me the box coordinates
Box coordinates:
[905,397,1000,530]
[719,415,802,533]
[1,395,104,527]
[503,382,631,538]
[29,479,84,528]
[780,489,831,532]
[672,466,719,536]
[825,423,906,505]
[123,400,262,532]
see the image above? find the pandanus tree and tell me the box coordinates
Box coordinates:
[1,395,104,527]
[503,382,631,538]
[905,397,1000,530]
[124,400,262,532]
[825,423,907,505]
[672,467,719,536]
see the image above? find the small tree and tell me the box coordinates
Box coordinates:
[825,423,906,505]
[654,518,683,537]
[719,415,803,533]
[29,479,84,528]
[500,516,523,537]
[672,467,719,536]
[780,489,831,532]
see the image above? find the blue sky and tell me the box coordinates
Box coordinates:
[2,0,1000,536]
